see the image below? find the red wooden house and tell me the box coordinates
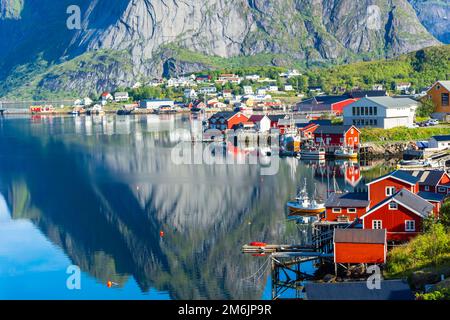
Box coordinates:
[324,170,439,243]
[298,123,319,140]
[417,191,446,218]
[401,170,450,194]
[361,189,434,242]
[313,125,360,148]
[324,192,369,222]
[267,115,288,129]
[334,229,387,264]
[296,95,358,115]
[366,170,420,207]
[207,112,249,131]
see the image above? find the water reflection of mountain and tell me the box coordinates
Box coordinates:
[0,116,311,299]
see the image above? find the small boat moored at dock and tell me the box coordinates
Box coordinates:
[287,180,325,217]
[299,146,326,160]
[334,146,358,159]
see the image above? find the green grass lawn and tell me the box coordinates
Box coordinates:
[361,125,450,143]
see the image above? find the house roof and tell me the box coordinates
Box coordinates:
[248,115,266,122]
[400,170,446,187]
[314,125,357,135]
[435,81,450,91]
[211,111,239,119]
[364,96,418,108]
[334,228,386,244]
[298,95,352,106]
[417,191,446,203]
[366,170,420,186]
[298,123,319,131]
[143,99,173,102]
[363,189,434,219]
[311,120,332,126]
[432,135,450,142]
[325,192,369,208]
[267,114,288,122]
[347,90,387,98]
[305,280,414,300]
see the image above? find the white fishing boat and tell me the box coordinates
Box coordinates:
[287,180,325,216]
[334,146,358,159]
[299,146,326,160]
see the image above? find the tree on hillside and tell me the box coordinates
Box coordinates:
[416,98,435,118]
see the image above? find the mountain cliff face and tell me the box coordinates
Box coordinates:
[0,0,441,98]
[408,0,450,44]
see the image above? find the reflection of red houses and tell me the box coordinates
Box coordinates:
[313,125,360,148]
[207,112,249,131]
[344,163,361,187]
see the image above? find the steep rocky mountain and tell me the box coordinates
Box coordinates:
[409,0,450,44]
[0,0,441,99]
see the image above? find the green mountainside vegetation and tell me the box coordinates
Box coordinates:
[1,45,449,101]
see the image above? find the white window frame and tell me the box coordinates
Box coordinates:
[372,220,382,229]
[405,220,415,232]
[347,208,357,214]
[389,202,398,210]
[386,186,396,196]
[424,186,430,191]
[438,187,446,193]
[332,208,342,214]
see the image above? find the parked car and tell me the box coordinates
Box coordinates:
[427,119,439,126]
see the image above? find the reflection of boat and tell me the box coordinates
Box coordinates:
[334,146,358,159]
[287,180,325,216]
[288,215,319,224]
[156,106,177,114]
[117,109,133,115]
[70,106,86,115]
[87,105,105,115]
[299,146,326,160]
[259,147,272,157]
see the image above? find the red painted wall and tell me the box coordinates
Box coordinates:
[325,207,367,222]
[227,113,249,129]
[368,178,418,207]
[334,243,386,264]
[331,99,358,115]
[363,202,423,242]
[314,126,360,148]
[344,127,360,147]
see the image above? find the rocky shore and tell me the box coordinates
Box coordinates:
[360,142,410,159]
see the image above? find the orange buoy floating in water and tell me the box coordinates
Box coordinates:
[107,281,113,288]
[160,231,165,238]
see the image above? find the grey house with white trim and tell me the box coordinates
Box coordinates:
[343,97,418,129]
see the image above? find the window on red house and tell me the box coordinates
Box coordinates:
[372,220,382,229]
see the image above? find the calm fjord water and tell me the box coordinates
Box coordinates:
[0,114,367,300]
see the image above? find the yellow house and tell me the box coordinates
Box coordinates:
[426,81,450,115]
